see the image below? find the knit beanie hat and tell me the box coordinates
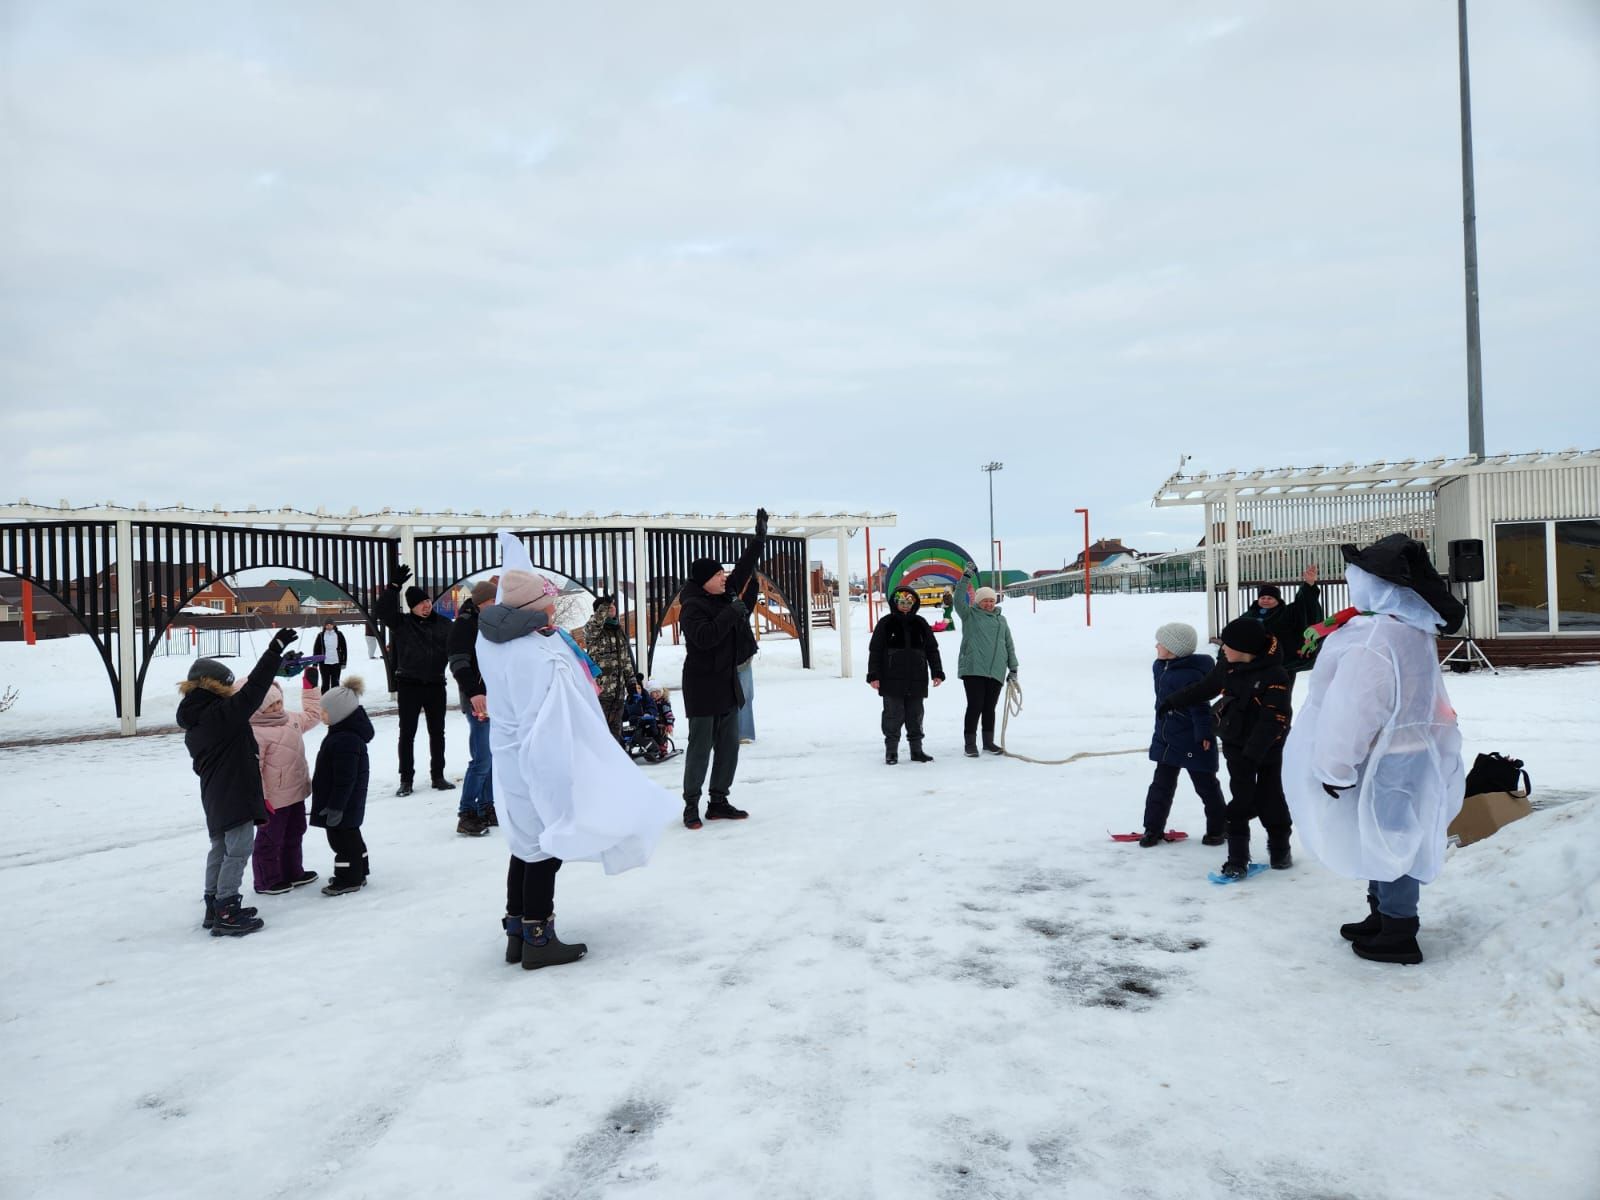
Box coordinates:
[1220,617,1270,655]
[405,586,429,609]
[257,682,285,712]
[688,558,724,587]
[645,678,663,692]
[1257,584,1283,602]
[322,676,365,726]
[500,569,559,611]
[187,657,235,686]
[470,580,497,605]
[1155,622,1198,658]
[973,586,998,604]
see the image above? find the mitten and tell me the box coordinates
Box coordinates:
[303,666,318,687]
[272,628,299,650]
[393,564,413,586]
[754,507,770,538]
[322,808,344,828]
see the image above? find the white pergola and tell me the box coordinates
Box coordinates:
[1,503,897,730]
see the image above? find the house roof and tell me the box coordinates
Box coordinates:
[268,578,354,603]
[234,585,297,603]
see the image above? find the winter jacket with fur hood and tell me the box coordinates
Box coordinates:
[249,681,322,813]
[310,705,374,830]
[176,641,285,837]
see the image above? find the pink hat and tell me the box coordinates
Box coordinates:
[500,569,560,611]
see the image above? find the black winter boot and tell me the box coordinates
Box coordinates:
[1340,894,1382,941]
[431,776,454,791]
[705,799,748,820]
[519,918,587,970]
[502,915,523,964]
[983,741,1004,755]
[909,742,933,762]
[1138,830,1166,848]
[1351,914,1423,965]
[964,738,980,758]
[683,801,702,830]
[885,740,899,765]
[1200,832,1226,846]
[203,893,257,930]
[395,780,414,797]
[210,896,265,937]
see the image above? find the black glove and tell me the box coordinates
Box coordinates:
[1156,699,1174,714]
[730,598,749,617]
[272,628,299,650]
[322,808,343,828]
[393,564,413,586]
[1006,669,1018,683]
[754,507,769,538]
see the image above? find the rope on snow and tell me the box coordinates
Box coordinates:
[995,677,1146,766]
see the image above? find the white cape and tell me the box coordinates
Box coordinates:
[1283,565,1465,883]
[478,620,678,872]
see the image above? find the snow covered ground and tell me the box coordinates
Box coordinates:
[1,595,1597,1200]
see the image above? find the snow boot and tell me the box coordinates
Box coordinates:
[983,741,1004,755]
[1340,894,1382,942]
[1138,830,1166,848]
[519,918,587,970]
[482,802,499,828]
[287,870,319,888]
[1216,859,1250,881]
[431,776,454,791]
[210,896,265,937]
[456,814,488,837]
[964,738,980,758]
[909,743,934,763]
[1351,914,1423,965]
[1200,831,1226,847]
[321,878,364,896]
[683,802,702,830]
[1269,844,1293,870]
[395,780,414,797]
[203,893,257,931]
[705,799,748,821]
[255,881,293,896]
[885,740,899,765]
[502,915,523,964]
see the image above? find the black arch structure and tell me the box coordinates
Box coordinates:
[0,520,121,704]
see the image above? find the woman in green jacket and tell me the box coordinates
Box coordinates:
[952,562,1018,757]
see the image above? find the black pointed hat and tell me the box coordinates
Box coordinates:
[1339,534,1466,635]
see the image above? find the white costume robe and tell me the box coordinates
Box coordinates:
[1283,565,1465,884]
[478,615,677,872]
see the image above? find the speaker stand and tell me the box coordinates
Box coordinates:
[1440,583,1498,674]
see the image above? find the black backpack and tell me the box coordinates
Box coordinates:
[1464,752,1531,798]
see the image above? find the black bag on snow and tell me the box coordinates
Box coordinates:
[1464,752,1531,798]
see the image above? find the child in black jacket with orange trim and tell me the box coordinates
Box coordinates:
[1161,617,1294,879]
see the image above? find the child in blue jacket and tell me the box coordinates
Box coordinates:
[1141,623,1227,847]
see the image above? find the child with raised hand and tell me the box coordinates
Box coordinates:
[311,677,375,896]
[248,672,323,895]
[1140,623,1228,847]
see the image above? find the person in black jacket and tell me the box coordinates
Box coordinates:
[678,507,767,829]
[1161,617,1294,880]
[310,677,375,895]
[867,586,945,764]
[176,628,298,936]
[376,564,452,796]
[447,580,497,836]
[1247,563,1322,685]
[314,620,348,692]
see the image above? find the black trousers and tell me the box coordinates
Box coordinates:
[326,826,369,885]
[961,676,1004,743]
[599,691,626,742]
[318,664,343,693]
[1221,743,1292,862]
[682,710,741,804]
[880,693,926,745]
[397,680,447,783]
[506,855,563,922]
[1142,762,1227,836]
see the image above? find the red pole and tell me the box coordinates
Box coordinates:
[1074,508,1091,627]
[21,581,36,646]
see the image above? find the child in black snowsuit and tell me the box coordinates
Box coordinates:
[176,629,299,936]
[1161,617,1293,879]
[866,585,945,764]
[311,677,375,896]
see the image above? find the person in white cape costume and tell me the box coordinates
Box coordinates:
[1283,535,1467,966]
[477,533,679,969]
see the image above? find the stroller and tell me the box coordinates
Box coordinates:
[620,690,677,764]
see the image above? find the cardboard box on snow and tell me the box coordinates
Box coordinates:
[1449,790,1532,847]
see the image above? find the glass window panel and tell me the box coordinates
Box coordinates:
[1495,522,1549,634]
[1554,519,1600,633]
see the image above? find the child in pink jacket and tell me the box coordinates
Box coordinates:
[250,673,323,895]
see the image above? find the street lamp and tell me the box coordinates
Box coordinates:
[981,462,1004,585]
[1074,507,1091,627]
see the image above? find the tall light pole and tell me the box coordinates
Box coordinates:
[1458,0,1485,460]
[1074,507,1091,627]
[981,462,1003,586]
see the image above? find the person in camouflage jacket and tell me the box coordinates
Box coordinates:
[583,594,636,740]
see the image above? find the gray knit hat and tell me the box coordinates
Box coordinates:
[1155,622,1198,658]
[322,675,366,726]
[187,657,235,686]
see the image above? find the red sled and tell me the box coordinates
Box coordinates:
[1109,831,1188,843]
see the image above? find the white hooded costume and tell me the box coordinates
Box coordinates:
[477,533,678,871]
[1283,563,1465,884]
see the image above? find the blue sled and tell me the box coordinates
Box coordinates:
[1208,863,1270,885]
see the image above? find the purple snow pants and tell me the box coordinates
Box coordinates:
[252,802,308,892]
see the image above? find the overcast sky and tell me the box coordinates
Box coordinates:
[3,1,1597,573]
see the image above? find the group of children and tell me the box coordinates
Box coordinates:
[178,628,374,937]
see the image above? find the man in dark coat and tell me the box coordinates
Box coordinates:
[447,580,497,835]
[176,627,298,936]
[1248,563,1323,683]
[376,564,453,796]
[678,507,768,829]
[314,620,348,692]
[866,585,944,764]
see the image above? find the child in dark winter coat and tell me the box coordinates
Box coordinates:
[310,677,375,896]
[1161,617,1294,879]
[867,585,945,764]
[176,629,298,936]
[1141,622,1227,847]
